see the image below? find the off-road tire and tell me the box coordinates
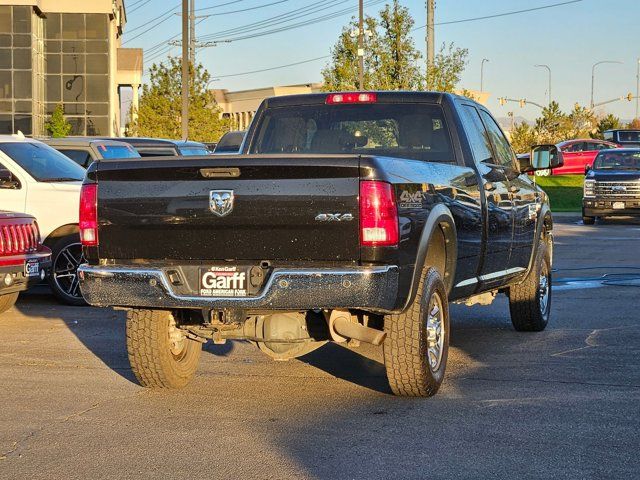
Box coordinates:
[126,309,202,389]
[383,267,450,397]
[508,240,551,332]
[0,292,19,314]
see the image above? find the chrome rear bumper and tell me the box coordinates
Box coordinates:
[78,264,399,312]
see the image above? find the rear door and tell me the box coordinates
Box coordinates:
[96,155,361,263]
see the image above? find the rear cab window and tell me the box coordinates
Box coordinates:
[98,144,140,159]
[250,102,455,163]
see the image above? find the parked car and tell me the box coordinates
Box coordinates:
[582,148,640,224]
[519,139,616,176]
[79,91,560,397]
[42,138,140,168]
[0,134,85,304]
[104,138,210,157]
[603,129,640,148]
[0,211,51,314]
[212,131,245,154]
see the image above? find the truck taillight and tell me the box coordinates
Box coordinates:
[326,92,377,105]
[359,181,398,247]
[79,183,98,246]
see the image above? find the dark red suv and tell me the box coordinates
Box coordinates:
[0,212,51,314]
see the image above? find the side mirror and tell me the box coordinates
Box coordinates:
[0,168,18,189]
[520,144,564,173]
[585,164,591,174]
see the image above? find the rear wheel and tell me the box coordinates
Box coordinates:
[0,292,19,314]
[126,309,202,389]
[48,234,86,306]
[508,241,551,332]
[383,268,449,397]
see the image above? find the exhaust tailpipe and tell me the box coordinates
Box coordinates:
[326,310,386,346]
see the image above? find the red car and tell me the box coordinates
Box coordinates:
[551,139,618,175]
[0,212,51,314]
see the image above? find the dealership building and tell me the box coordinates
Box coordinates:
[0,0,142,137]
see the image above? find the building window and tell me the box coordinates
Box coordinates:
[0,6,38,135]
[44,12,109,136]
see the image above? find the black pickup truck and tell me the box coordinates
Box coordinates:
[78,92,561,397]
[583,148,640,224]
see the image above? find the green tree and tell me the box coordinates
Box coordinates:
[129,57,230,142]
[426,43,469,92]
[45,104,72,138]
[566,103,596,139]
[534,101,570,144]
[322,0,424,91]
[591,113,622,139]
[374,0,423,90]
[509,121,537,154]
[626,118,640,130]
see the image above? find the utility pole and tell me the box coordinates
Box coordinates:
[426,0,435,89]
[189,0,196,65]
[181,0,189,140]
[357,0,364,90]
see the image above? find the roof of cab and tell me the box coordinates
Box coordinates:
[262,91,450,109]
[42,137,133,147]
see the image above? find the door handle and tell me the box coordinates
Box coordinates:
[484,182,496,192]
[509,185,520,193]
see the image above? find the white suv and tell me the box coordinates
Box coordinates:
[0,134,85,305]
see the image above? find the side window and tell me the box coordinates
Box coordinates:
[479,110,517,169]
[459,105,494,164]
[0,160,20,188]
[58,149,92,168]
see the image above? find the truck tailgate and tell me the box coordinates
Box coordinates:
[95,155,361,262]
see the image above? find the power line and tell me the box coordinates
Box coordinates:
[128,0,153,14]
[216,55,329,78]
[415,0,584,29]
[210,0,586,81]
[144,0,347,57]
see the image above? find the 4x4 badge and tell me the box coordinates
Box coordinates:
[209,190,234,217]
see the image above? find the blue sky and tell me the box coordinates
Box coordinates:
[123,0,640,120]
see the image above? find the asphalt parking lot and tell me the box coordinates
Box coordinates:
[1,216,639,480]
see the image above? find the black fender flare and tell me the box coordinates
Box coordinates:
[520,203,553,282]
[401,204,458,312]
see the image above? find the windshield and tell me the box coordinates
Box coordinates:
[0,142,85,181]
[179,147,210,156]
[593,151,640,170]
[99,144,140,159]
[618,131,640,142]
[250,103,453,163]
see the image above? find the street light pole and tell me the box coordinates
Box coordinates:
[591,60,622,109]
[480,58,489,92]
[534,64,551,105]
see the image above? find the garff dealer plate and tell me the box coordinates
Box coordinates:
[199,266,248,297]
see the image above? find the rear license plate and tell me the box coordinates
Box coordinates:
[25,259,40,277]
[199,266,248,297]
[613,201,625,210]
